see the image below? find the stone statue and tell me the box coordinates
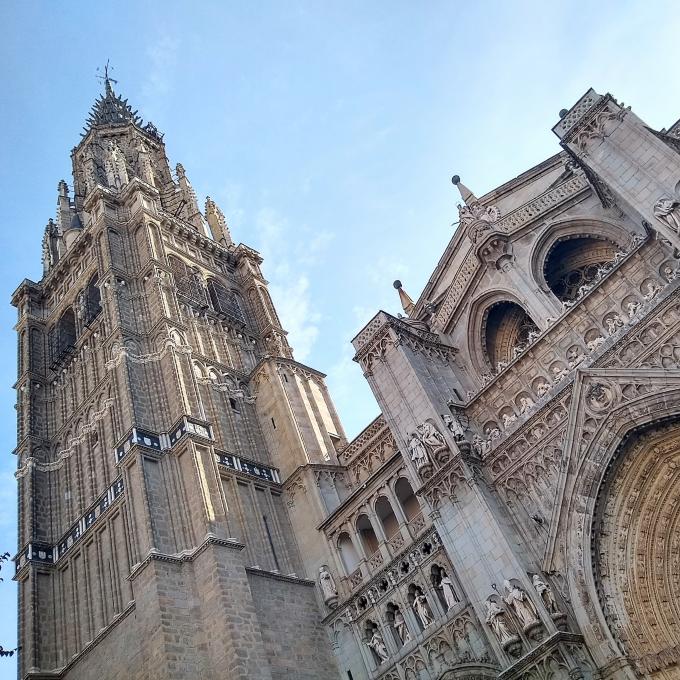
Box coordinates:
[502,412,517,429]
[586,335,606,352]
[536,380,550,398]
[663,265,678,282]
[654,197,680,232]
[605,314,624,335]
[440,574,458,610]
[367,630,389,663]
[104,140,129,190]
[503,580,539,627]
[518,396,535,415]
[408,432,429,471]
[551,365,569,383]
[487,426,501,441]
[567,348,585,369]
[485,600,515,644]
[644,280,662,300]
[626,300,641,318]
[457,203,475,226]
[413,593,434,628]
[442,413,465,441]
[136,139,156,187]
[394,609,410,644]
[418,422,448,453]
[527,329,540,344]
[472,434,491,455]
[318,566,338,605]
[532,574,560,614]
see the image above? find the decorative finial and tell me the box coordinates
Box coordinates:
[451,175,477,206]
[558,109,568,119]
[393,280,415,316]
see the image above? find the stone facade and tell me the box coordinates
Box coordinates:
[13,82,680,680]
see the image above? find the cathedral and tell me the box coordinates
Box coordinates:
[12,79,680,680]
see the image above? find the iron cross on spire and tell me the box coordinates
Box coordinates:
[96,60,118,93]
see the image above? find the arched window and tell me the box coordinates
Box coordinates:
[49,308,76,367]
[544,236,618,302]
[337,532,360,574]
[375,496,399,539]
[82,276,102,325]
[395,478,420,520]
[356,514,379,556]
[169,255,207,306]
[483,301,538,370]
[207,279,245,323]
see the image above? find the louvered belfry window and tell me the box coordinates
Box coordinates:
[170,256,207,307]
[207,279,245,323]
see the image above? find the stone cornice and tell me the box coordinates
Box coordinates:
[245,566,315,586]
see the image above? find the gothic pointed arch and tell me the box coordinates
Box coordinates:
[554,370,680,673]
[468,290,539,373]
[529,217,635,301]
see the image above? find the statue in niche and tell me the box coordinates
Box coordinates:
[418,422,448,454]
[551,365,569,383]
[586,335,606,352]
[518,396,534,415]
[104,140,129,190]
[536,380,550,398]
[408,432,429,471]
[472,434,491,455]
[394,609,410,644]
[440,573,459,610]
[605,314,624,336]
[644,280,662,301]
[532,574,560,614]
[318,566,338,606]
[485,600,516,644]
[503,580,539,627]
[626,300,641,318]
[502,412,517,429]
[413,593,434,627]
[654,196,680,232]
[136,139,156,187]
[663,264,679,282]
[567,347,585,369]
[442,413,466,441]
[367,630,389,663]
[487,426,501,441]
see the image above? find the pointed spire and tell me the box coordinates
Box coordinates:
[175,163,203,229]
[393,280,415,316]
[205,196,233,246]
[451,175,478,206]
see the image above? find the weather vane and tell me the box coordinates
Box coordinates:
[95,60,118,88]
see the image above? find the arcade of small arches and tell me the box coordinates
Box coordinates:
[335,477,422,578]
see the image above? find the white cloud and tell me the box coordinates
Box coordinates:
[253,207,330,362]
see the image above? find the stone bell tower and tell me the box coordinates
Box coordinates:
[12,74,347,680]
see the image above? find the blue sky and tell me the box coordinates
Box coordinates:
[1,1,680,675]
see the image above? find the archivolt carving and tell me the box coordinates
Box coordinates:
[593,426,680,677]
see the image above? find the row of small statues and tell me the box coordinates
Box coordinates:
[366,583,458,663]
[486,576,561,646]
[485,259,676,379]
[365,574,559,665]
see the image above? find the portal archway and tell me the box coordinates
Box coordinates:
[592,422,680,678]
